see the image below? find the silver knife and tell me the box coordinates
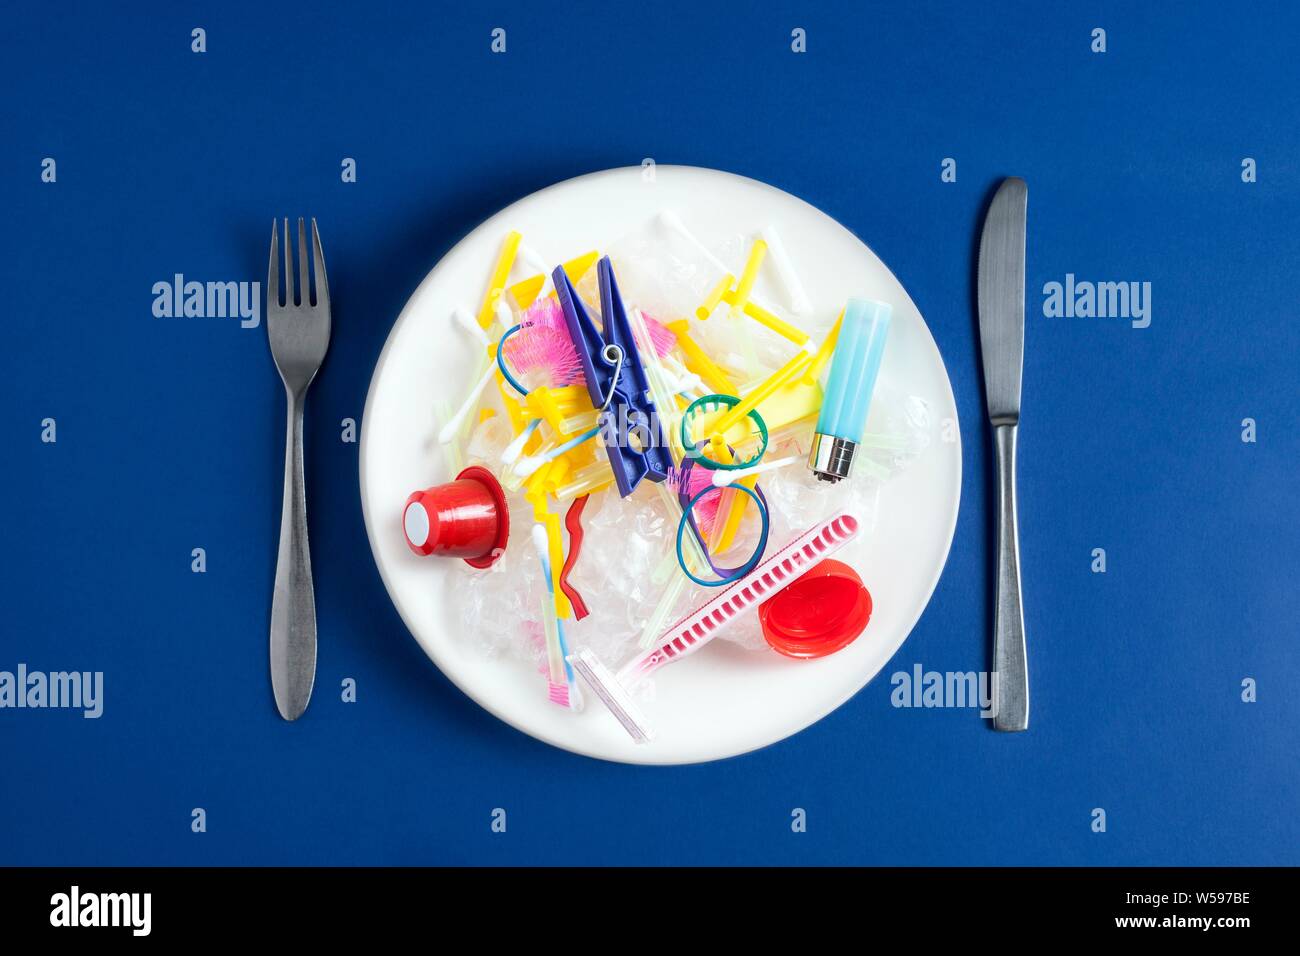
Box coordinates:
[977,177,1029,732]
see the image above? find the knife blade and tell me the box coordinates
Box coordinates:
[977,177,1029,731]
[978,178,1027,423]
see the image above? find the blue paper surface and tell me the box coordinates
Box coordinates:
[1,1,1296,865]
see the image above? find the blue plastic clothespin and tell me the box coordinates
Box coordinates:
[554,256,670,496]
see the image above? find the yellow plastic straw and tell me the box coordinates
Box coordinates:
[695,274,733,321]
[540,454,574,494]
[710,347,815,439]
[558,409,600,436]
[728,240,767,320]
[725,294,810,346]
[711,472,757,554]
[666,320,738,395]
[525,385,598,436]
[476,231,522,329]
[554,460,613,500]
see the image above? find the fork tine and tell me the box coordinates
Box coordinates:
[310,218,329,309]
[296,217,310,307]
[283,218,294,305]
[267,220,280,309]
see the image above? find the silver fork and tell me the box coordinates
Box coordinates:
[266,218,331,721]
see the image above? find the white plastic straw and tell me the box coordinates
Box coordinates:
[760,225,812,316]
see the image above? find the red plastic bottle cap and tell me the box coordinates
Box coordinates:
[758,559,871,659]
[403,465,510,569]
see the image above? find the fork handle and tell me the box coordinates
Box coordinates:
[991,423,1028,731]
[270,391,317,720]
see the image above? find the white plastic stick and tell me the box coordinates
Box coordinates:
[494,296,515,330]
[760,225,812,316]
[518,244,555,300]
[519,244,548,274]
[711,455,801,487]
[438,362,497,444]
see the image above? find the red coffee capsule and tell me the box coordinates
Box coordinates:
[403,465,510,569]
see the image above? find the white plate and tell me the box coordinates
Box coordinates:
[360,166,961,765]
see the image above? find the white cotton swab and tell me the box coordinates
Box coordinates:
[438,362,497,444]
[454,305,490,346]
[513,425,601,478]
[760,225,812,316]
[502,418,542,465]
[431,398,465,475]
[710,455,802,487]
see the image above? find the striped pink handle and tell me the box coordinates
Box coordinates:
[619,512,860,682]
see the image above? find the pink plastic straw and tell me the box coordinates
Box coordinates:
[618,512,861,683]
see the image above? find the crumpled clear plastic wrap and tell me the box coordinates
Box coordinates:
[451,403,933,670]
[450,485,544,663]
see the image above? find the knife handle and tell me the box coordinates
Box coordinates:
[991,423,1028,731]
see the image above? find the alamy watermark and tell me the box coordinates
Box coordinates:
[890,664,998,718]
[0,664,103,718]
[152,274,260,328]
[599,405,669,453]
[50,886,150,936]
[1042,273,1151,328]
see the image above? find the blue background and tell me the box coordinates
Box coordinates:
[2,1,1296,866]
